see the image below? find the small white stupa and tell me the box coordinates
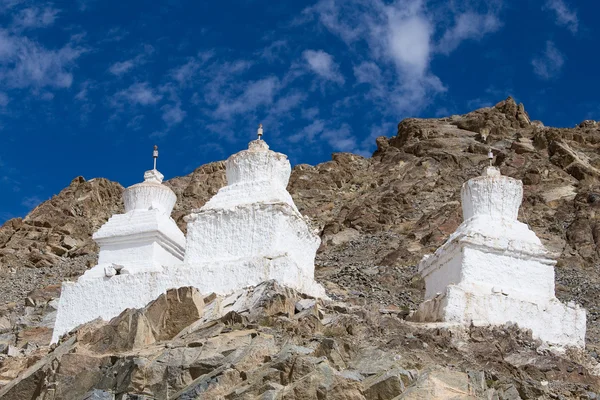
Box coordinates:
[412,153,586,348]
[179,124,327,298]
[81,147,185,279]
[52,146,186,343]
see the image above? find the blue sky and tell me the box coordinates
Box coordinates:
[0,0,596,223]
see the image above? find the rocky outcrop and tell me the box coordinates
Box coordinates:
[2,282,599,399]
[0,177,123,270]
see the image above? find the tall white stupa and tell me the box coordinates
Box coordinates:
[412,155,586,348]
[52,147,186,343]
[179,124,327,298]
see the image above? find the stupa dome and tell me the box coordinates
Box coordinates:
[226,139,291,188]
[461,166,523,221]
[123,169,177,214]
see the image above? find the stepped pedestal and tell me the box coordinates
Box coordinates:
[412,167,586,348]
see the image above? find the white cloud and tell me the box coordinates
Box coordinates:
[308,0,500,115]
[77,0,96,11]
[101,27,128,43]
[544,0,578,34]
[321,123,358,152]
[170,50,214,86]
[108,44,154,77]
[0,0,23,13]
[385,12,431,76]
[303,49,345,84]
[108,60,135,76]
[213,76,279,119]
[199,59,253,105]
[309,0,441,114]
[171,59,201,85]
[112,82,162,107]
[0,29,83,90]
[161,102,186,126]
[532,41,565,80]
[289,119,325,143]
[260,40,288,63]
[12,6,58,29]
[438,12,502,54]
[353,61,382,84]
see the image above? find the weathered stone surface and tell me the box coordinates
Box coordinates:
[396,367,476,399]
[78,287,203,353]
[2,282,600,398]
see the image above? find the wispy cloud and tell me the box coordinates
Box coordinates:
[532,41,565,80]
[21,195,42,210]
[260,40,288,63]
[544,0,578,34]
[289,119,325,143]
[213,76,280,119]
[12,5,58,30]
[101,27,128,43]
[108,44,154,77]
[303,49,344,84]
[321,123,358,153]
[170,50,214,86]
[111,82,163,107]
[437,12,502,54]
[0,0,24,13]
[108,60,135,76]
[0,29,84,90]
[161,102,186,126]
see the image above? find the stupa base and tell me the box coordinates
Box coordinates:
[178,255,327,299]
[412,285,585,348]
[52,256,327,344]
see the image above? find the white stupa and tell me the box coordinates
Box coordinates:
[179,124,327,298]
[52,132,327,343]
[412,157,586,348]
[52,147,186,343]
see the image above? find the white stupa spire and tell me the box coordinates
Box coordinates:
[153,144,158,170]
[257,123,263,141]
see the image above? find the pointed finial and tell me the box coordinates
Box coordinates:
[257,123,263,140]
[487,148,494,167]
[153,145,158,170]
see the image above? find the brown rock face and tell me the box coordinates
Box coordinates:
[1,282,599,399]
[77,287,204,353]
[0,177,123,270]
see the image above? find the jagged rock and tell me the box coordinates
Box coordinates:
[78,287,204,352]
[83,389,115,400]
[397,367,476,399]
[362,368,413,399]
[0,177,123,270]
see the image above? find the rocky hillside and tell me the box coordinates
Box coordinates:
[3,282,600,399]
[1,97,600,398]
